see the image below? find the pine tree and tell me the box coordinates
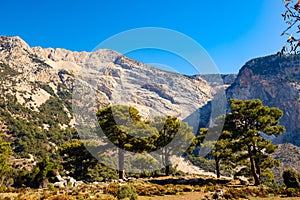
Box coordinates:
[59,140,117,181]
[209,129,235,178]
[225,99,285,185]
[152,116,194,175]
[185,128,207,155]
[192,124,235,178]
[96,105,156,179]
[59,140,98,180]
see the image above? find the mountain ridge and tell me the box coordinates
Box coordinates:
[0,36,221,159]
[2,35,300,161]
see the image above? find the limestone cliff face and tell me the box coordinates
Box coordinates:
[0,36,215,135]
[3,36,300,145]
[195,74,237,92]
[227,54,300,145]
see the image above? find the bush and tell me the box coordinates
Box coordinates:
[117,185,138,200]
[223,187,272,199]
[283,169,300,188]
[286,188,297,197]
[48,194,74,200]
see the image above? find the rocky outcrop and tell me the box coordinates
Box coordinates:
[193,74,237,92]
[227,54,300,146]
[3,35,300,146]
[0,36,216,136]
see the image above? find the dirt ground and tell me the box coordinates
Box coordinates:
[138,192,210,200]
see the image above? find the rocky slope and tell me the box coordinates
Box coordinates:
[227,54,300,146]
[3,35,300,161]
[0,36,219,158]
[192,74,237,92]
[2,35,300,181]
[1,36,215,118]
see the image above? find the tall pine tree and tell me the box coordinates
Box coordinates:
[225,99,285,185]
[96,105,157,179]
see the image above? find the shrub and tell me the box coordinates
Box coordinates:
[286,188,297,197]
[48,194,74,200]
[117,185,138,200]
[283,169,300,188]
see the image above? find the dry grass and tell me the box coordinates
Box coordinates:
[138,192,209,200]
[0,176,299,200]
[250,197,300,200]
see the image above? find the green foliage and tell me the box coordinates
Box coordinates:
[117,185,138,200]
[286,188,300,197]
[97,105,158,179]
[15,156,58,188]
[152,116,194,175]
[39,96,70,125]
[59,140,117,181]
[56,83,73,111]
[131,154,159,174]
[186,154,215,172]
[188,99,287,184]
[283,169,300,188]
[39,83,55,96]
[0,133,13,186]
[47,125,77,146]
[260,168,276,185]
[187,124,235,179]
[0,62,20,77]
[199,119,235,178]
[225,99,285,185]
[97,105,194,178]
[0,80,77,160]
[97,105,143,149]
[4,110,56,159]
[59,140,98,180]
[103,183,203,197]
[29,157,57,187]
[185,128,207,155]
[152,116,181,147]
[0,134,12,173]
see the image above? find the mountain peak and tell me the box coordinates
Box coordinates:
[0,35,30,51]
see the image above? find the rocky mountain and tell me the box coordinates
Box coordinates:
[192,74,237,92]
[227,54,300,146]
[0,36,220,158]
[192,74,237,89]
[2,35,300,165]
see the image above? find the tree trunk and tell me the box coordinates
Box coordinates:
[118,149,125,179]
[255,161,261,177]
[248,148,260,185]
[165,165,170,176]
[253,146,261,176]
[215,157,221,178]
[165,153,170,176]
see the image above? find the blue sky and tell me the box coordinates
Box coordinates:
[0,0,286,75]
